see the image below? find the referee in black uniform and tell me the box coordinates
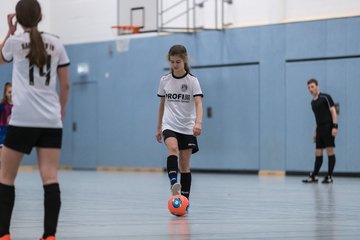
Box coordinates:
[303,79,338,183]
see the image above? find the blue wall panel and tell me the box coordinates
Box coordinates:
[286,21,327,59]
[259,24,286,171]
[346,18,360,55]
[192,65,260,170]
[345,60,360,171]
[327,19,348,57]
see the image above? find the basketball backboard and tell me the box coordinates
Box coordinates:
[117,0,158,33]
[116,0,233,35]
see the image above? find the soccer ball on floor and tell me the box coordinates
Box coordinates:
[167,195,189,216]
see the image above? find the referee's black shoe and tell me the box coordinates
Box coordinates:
[302,173,319,183]
[321,175,333,184]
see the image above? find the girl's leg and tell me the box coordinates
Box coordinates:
[0,147,23,237]
[37,148,61,239]
[165,137,180,186]
[179,149,192,199]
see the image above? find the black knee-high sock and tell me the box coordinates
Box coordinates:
[43,183,61,238]
[180,172,191,200]
[167,155,178,185]
[0,183,15,237]
[313,156,323,176]
[328,155,336,176]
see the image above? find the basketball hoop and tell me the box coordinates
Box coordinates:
[111,25,141,34]
[111,25,141,52]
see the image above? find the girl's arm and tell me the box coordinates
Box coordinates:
[57,66,70,121]
[156,97,165,143]
[0,14,17,64]
[193,96,203,136]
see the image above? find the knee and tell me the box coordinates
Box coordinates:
[40,169,58,185]
[167,146,179,156]
[179,166,190,172]
[326,148,334,156]
[179,161,190,172]
[315,149,323,156]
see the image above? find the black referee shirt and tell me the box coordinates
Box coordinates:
[311,92,335,126]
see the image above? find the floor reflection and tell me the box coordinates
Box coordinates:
[168,216,190,240]
[313,184,335,240]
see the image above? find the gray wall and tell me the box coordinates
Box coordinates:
[1,16,360,173]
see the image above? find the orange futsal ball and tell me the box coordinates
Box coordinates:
[168,195,189,216]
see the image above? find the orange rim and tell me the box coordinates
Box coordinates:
[111,25,140,34]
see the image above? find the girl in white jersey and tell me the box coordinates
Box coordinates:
[156,45,203,202]
[0,0,70,239]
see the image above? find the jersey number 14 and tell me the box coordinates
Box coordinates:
[29,55,51,86]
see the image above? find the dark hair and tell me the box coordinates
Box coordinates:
[1,82,12,104]
[307,78,318,86]
[16,0,47,68]
[167,45,190,73]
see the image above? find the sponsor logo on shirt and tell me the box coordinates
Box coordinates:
[165,93,191,103]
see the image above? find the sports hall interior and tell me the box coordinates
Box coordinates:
[1,1,360,239]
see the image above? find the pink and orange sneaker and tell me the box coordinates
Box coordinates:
[0,234,11,240]
[40,236,56,240]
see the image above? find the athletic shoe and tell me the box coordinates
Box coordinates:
[171,182,181,196]
[322,175,333,184]
[0,234,11,240]
[40,236,56,240]
[302,173,318,183]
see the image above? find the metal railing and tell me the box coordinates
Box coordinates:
[158,0,233,33]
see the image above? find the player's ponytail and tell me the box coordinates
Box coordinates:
[27,27,47,68]
[16,0,47,68]
[168,45,191,73]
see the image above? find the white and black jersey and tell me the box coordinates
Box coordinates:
[157,72,203,135]
[1,32,70,128]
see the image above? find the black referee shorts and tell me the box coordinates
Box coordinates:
[4,125,62,154]
[316,123,335,149]
[162,129,199,154]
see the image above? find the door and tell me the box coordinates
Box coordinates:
[192,65,260,170]
[72,82,98,169]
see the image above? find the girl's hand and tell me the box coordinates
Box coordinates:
[7,13,17,35]
[193,122,202,136]
[156,129,162,143]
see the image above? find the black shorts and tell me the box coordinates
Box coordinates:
[316,123,335,149]
[4,125,62,154]
[162,129,199,154]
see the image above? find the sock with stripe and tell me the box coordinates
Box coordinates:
[167,155,178,185]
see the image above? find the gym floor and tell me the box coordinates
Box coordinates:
[10,170,360,239]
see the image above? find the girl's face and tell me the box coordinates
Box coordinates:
[169,55,185,73]
[6,86,12,102]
